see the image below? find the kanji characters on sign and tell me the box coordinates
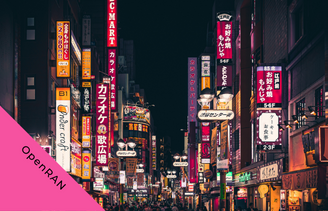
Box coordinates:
[96,83,109,166]
[217,21,232,59]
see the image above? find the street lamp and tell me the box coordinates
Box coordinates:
[181,154,188,160]
[199,88,215,101]
[173,153,181,160]
[217,87,234,102]
[117,139,126,149]
[126,139,136,149]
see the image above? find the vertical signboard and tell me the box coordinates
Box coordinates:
[218,120,229,170]
[201,123,211,163]
[210,127,218,165]
[82,151,91,179]
[82,49,91,80]
[126,158,138,176]
[103,77,112,152]
[257,66,282,108]
[82,116,91,147]
[56,88,71,171]
[108,158,119,179]
[198,143,204,172]
[201,56,210,77]
[96,84,109,166]
[107,0,117,47]
[56,21,70,77]
[152,135,156,170]
[217,65,232,87]
[188,57,198,132]
[71,139,82,177]
[108,49,117,111]
[82,16,91,46]
[256,110,282,150]
[217,16,232,60]
[81,83,91,113]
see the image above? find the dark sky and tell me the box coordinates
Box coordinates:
[118,0,214,152]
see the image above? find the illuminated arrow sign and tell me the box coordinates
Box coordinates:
[173,162,188,167]
[116,151,136,157]
[197,109,234,121]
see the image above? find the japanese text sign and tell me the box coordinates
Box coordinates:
[56,21,70,77]
[71,139,81,177]
[107,0,117,47]
[82,48,91,80]
[217,21,232,59]
[257,159,283,183]
[217,65,232,87]
[55,87,70,171]
[82,151,91,179]
[96,83,109,166]
[126,158,138,176]
[152,135,156,170]
[188,57,198,131]
[257,66,282,107]
[108,49,117,111]
[82,116,91,147]
[81,87,91,113]
[256,110,282,149]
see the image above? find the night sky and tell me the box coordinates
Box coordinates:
[118,0,214,152]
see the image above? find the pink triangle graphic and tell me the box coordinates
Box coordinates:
[0,107,104,211]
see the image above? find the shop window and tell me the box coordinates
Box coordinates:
[315,86,323,118]
[295,98,306,129]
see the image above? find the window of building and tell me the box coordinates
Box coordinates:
[295,98,306,129]
[26,89,35,100]
[26,30,35,40]
[294,7,304,42]
[26,76,35,100]
[315,86,323,118]
[234,129,239,151]
[27,18,34,26]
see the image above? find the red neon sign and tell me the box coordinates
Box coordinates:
[107,0,117,47]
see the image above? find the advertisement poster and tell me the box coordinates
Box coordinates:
[123,106,150,124]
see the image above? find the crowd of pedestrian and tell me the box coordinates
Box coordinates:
[103,202,209,211]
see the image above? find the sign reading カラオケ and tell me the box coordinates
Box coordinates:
[96,84,109,166]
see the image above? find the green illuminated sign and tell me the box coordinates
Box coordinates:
[239,172,252,182]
